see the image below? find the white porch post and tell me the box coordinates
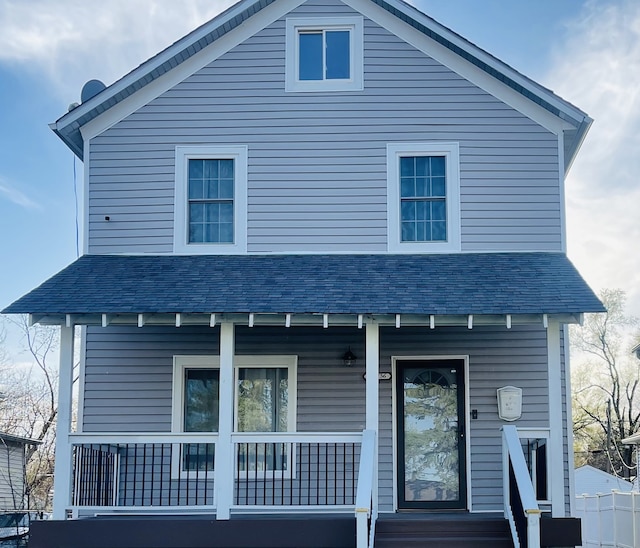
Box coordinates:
[365,321,379,514]
[547,319,565,517]
[52,325,74,520]
[216,322,235,520]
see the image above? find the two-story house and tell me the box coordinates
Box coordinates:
[3,0,604,546]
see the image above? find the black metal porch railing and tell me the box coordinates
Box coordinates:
[234,441,360,507]
[70,433,364,512]
[72,439,216,508]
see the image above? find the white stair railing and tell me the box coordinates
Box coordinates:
[355,430,376,548]
[502,425,541,548]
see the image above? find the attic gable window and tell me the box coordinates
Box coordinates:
[174,145,247,254]
[286,17,363,93]
[387,143,461,253]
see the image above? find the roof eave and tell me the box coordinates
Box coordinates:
[564,116,594,175]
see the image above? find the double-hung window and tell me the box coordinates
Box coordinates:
[174,146,248,253]
[172,356,296,476]
[286,17,363,92]
[387,143,461,253]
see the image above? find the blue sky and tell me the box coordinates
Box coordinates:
[1,0,639,360]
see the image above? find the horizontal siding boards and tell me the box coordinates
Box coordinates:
[82,323,551,513]
[87,0,561,254]
[0,444,25,511]
[82,325,367,434]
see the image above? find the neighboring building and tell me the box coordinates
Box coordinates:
[0,433,39,511]
[3,0,604,546]
[574,465,634,496]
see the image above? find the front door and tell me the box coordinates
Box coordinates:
[396,359,467,509]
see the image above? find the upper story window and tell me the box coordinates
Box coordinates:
[187,159,234,244]
[174,146,247,254]
[286,17,363,93]
[387,143,461,253]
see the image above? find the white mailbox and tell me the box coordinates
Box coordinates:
[497,386,522,421]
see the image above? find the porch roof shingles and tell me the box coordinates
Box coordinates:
[2,253,604,316]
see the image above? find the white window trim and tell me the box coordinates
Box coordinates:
[285,16,364,93]
[174,145,248,254]
[171,356,220,479]
[171,355,298,478]
[386,142,461,253]
[233,356,297,479]
[233,356,298,435]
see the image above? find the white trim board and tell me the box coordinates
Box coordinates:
[78,0,306,142]
[343,0,570,135]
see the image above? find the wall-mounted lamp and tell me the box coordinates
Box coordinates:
[342,348,357,367]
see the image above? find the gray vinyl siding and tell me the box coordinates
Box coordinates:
[0,443,25,511]
[82,324,553,512]
[87,0,561,255]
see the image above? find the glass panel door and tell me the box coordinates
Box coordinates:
[396,359,466,509]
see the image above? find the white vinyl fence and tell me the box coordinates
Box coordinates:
[575,491,640,547]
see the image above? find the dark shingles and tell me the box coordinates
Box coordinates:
[2,253,605,316]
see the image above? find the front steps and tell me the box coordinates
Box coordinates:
[374,513,513,548]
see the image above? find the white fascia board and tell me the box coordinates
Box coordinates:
[368,0,589,125]
[78,0,305,141]
[56,0,275,132]
[344,0,575,135]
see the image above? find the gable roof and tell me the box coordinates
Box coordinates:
[51,0,591,167]
[0,433,41,447]
[574,465,634,495]
[2,253,604,325]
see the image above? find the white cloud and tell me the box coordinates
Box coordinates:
[0,177,41,210]
[543,0,640,315]
[0,0,235,100]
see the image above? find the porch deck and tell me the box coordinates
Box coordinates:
[30,511,581,548]
[29,512,506,548]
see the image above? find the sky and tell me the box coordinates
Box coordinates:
[0,0,639,362]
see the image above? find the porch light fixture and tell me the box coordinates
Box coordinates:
[342,348,357,367]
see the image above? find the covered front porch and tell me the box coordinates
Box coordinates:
[2,253,603,547]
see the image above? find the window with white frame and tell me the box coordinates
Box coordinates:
[174,146,248,254]
[172,356,297,475]
[286,17,363,92]
[172,357,220,475]
[387,142,461,253]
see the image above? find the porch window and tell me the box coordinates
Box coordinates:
[172,356,297,476]
[387,142,461,253]
[182,368,219,472]
[235,358,296,475]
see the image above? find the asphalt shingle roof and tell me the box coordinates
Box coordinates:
[2,253,604,316]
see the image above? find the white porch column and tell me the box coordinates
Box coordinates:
[365,321,379,514]
[216,322,235,520]
[52,326,74,520]
[365,321,379,430]
[547,319,565,517]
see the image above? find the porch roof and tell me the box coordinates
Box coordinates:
[2,253,604,326]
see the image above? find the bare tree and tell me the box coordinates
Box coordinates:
[0,315,59,510]
[571,289,640,480]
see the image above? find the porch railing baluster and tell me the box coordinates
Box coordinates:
[69,432,365,514]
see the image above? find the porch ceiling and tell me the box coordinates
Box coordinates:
[2,253,604,327]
